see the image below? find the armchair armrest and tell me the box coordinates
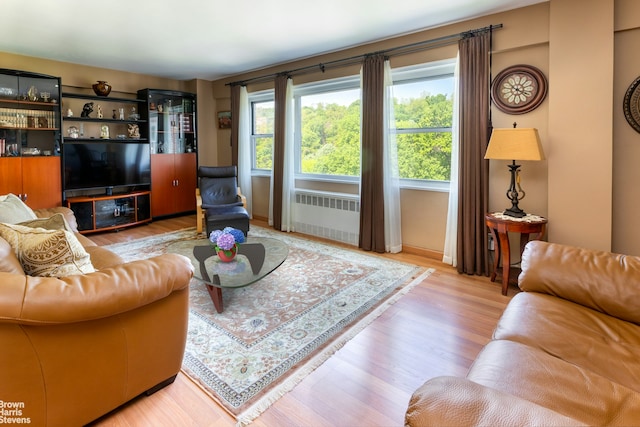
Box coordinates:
[238,187,247,209]
[520,241,640,323]
[0,253,193,324]
[406,376,581,427]
[196,188,204,234]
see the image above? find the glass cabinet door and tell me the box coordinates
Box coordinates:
[0,70,62,157]
[139,90,196,155]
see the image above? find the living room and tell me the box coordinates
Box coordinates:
[1,0,640,425]
[2,1,639,255]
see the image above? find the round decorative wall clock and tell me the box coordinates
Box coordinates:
[623,76,640,134]
[491,65,548,115]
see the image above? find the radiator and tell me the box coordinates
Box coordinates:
[293,190,360,246]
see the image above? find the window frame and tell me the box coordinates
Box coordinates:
[293,76,362,184]
[248,90,275,177]
[247,58,457,192]
[391,58,456,192]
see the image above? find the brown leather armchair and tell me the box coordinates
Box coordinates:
[0,207,194,426]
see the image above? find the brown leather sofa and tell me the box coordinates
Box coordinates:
[0,207,194,426]
[406,241,640,426]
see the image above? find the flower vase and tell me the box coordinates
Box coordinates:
[216,244,238,262]
[92,81,112,97]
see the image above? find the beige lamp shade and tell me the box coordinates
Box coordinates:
[484,128,545,161]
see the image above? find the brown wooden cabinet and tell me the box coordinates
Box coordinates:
[150,152,197,217]
[0,69,62,209]
[0,156,61,209]
[138,89,197,218]
[67,190,151,234]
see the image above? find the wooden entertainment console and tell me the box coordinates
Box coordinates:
[66,190,151,234]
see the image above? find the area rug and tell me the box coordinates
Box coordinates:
[104,226,431,425]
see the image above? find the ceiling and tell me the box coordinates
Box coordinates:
[1,0,546,81]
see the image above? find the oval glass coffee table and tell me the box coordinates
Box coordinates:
[167,237,288,313]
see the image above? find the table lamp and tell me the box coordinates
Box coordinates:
[484,123,545,218]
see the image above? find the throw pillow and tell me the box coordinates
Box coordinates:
[0,223,95,277]
[0,236,24,274]
[0,194,37,224]
[18,213,72,232]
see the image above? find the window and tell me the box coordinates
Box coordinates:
[248,59,455,190]
[392,60,456,190]
[250,96,274,171]
[296,78,361,180]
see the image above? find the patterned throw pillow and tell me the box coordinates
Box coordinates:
[0,223,95,277]
[17,213,72,232]
[0,194,37,224]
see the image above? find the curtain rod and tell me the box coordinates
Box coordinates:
[226,24,502,87]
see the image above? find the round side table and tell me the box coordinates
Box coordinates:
[485,213,547,295]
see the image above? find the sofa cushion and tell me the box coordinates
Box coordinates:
[467,340,640,425]
[34,207,79,232]
[0,223,95,277]
[0,194,37,224]
[493,292,640,393]
[18,213,72,232]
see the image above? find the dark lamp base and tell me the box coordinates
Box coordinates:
[503,206,526,218]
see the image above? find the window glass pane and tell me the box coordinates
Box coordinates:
[254,136,273,170]
[396,132,451,181]
[393,74,454,182]
[299,88,360,177]
[253,101,274,134]
[252,99,274,170]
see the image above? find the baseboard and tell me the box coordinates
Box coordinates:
[402,244,443,260]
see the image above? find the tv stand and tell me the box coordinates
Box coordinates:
[67,190,151,234]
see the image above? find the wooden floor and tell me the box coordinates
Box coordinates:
[90,215,515,427]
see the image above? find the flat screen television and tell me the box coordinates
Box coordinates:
[62,142,151,191]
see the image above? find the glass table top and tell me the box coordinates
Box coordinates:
[167,237,288,289]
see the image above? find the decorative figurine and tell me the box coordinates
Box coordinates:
[68,126,79,139]
[128,106,139,120]
[112,109,117,119]
[100,125,110,139]
[119,108,125,120]
[97,105,103,118]
[27,86,38,102]
[81,102,94,118]
[127,123,140,138]
[66,108,74,117]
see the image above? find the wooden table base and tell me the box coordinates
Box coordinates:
[486,213,547,295]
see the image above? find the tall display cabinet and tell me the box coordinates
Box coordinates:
[0,69,62,209]
[60,91,152,233]
[137,89,197,218]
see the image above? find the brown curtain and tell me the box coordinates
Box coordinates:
[456,31,491,275]
[359,53,386,253]
[230,84,241,166]
[271,74,288,230]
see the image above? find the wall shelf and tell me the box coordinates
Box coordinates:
[61,93,145,103]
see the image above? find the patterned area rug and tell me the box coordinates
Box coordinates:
[105,226,431,425]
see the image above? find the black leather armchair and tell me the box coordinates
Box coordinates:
[195,166,250,237]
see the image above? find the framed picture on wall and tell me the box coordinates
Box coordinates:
[218,111,231,129]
